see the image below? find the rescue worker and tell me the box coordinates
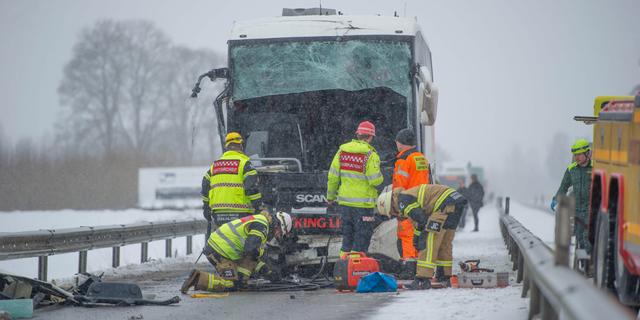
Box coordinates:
[201,132,263,239]
[180,211,292,293]
[392,128,430,262]
[377,184,467,289]
[327,121,383,256]
[551,138,592,254]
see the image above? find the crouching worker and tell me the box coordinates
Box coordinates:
[377,184,467,290]
[180,211,292,293]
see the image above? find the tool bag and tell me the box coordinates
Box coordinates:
[333,252,380,291]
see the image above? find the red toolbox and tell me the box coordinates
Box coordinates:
[333,252,380,290]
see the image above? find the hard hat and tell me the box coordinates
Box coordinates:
[356,121,376,136]
[571,139,590,155]
[275,211,293,234]
[376,185,394,217]
[225,132,243,147]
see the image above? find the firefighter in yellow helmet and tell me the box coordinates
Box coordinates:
[201,132,263,239]
[377,184,467,289]
[180,211,293,293]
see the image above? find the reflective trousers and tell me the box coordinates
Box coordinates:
[416,229,455,278]
[397,218,417,259]
[199,245,261,292]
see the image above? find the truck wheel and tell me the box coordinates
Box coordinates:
[593,212,615,291]
[614,215,640,306]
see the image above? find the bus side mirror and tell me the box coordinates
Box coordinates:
[416,66,438,126]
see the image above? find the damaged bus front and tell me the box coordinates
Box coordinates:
[194,10,438,266]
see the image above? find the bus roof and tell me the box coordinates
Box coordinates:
[229,15,422,41]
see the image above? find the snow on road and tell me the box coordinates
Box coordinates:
[370,204,540,320]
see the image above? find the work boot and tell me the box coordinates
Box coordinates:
[404,277,431,290]
[398,260,417,280]
[432,275,451,288]
[180,269,200,294]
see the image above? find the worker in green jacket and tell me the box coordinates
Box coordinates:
[551,138,592,253]
[180,211,292,293]
[327,121,383,256]
[201,132,263,239]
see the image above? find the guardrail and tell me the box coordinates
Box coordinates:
[0,219,207,281]
[498,196,633,320]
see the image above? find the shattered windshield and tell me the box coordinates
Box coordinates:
[230,39,412,101]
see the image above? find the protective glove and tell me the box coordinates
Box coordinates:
[413,228,426,251]
[550,198,557,212]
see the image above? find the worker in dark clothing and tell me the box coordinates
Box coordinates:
[180,211,292,293]
[551,138,592,254]
[201,132,263,239]
[466,174,485,232]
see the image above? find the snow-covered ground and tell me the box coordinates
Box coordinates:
[371,202,552,320]
[508,200,555,246]
[0,209,205,280]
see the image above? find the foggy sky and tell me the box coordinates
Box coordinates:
[1,0,639,198]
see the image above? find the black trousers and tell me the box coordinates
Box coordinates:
[470,206,480,230]
[339,205,375,253]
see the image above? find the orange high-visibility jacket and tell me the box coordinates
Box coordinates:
[393,148,430,190]
[392,148,430,258]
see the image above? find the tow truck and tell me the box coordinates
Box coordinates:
[191,8,439,268]
[582,95,640,306]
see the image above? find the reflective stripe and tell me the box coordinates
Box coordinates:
[396,169,409,178]
[337,196,376,203]
[435,260,452,266]
[433,189,455,212]
[339,172,368,180]
[417,185,427,206]
[211,203,252,209]
[403,202,420,217]
[255,261,266,272]
[367,172,383,180]
[208,273,214,290]
[214,228,242,257]
[329,167,340,176]
[248,229,266,242]
[237,266,251,276]
[243,170,257,179]
[211,182,243,188]
[201,196,209,201]
[247,193,262,200]
[413,228,422,236]
[417,229,437,270]
[227,221,246,246]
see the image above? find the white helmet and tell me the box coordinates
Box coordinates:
[377,185,394,217]
[275,211,293,234]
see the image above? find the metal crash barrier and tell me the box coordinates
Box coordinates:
[0,219,207,281]
[499,196,633,320]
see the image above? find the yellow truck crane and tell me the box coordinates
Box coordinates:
[586,95,640,306]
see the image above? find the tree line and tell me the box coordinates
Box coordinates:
[0,19,223,210]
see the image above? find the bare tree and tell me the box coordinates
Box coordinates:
[116,21,172,158]
[59,20,128,157]
[157,46,220,164]
[58,20,174,159]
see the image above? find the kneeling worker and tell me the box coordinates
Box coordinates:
[180,211,292,293]
[377,184,467,289]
